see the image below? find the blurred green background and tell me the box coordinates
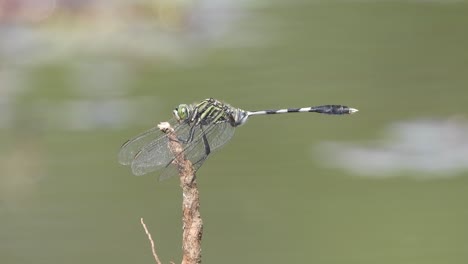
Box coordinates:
[1,1,468,263]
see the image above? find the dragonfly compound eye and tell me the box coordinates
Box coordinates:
[177,104,189,120]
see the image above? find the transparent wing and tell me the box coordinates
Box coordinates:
[118,126,164,166]
[130,135,174,176]
[121,118,236,179]
[158,121,236,181]
[185,121,235,170]
[205,121,236,152]
[130,120,192,176]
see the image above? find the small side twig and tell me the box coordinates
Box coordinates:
[140,217,162,264]
[158,122,203,264]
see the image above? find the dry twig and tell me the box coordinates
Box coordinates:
[140,217,163,264]
[158,122,203,264]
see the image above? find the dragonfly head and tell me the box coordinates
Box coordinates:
[173,104,193,122]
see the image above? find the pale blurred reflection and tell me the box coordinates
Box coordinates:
[315,118,468,179]
[0,0,247,65]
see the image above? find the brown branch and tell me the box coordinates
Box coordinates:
[140,218,163,264]
[158,122,203,264]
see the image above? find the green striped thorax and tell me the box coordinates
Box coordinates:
[173,98,249,127]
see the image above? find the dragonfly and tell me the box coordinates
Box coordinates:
[118,98,358,180]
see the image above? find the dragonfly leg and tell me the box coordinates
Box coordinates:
[176,122,197,144]
[189,124,211,184]
[191,125,211,166]
[201,126,211,156]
